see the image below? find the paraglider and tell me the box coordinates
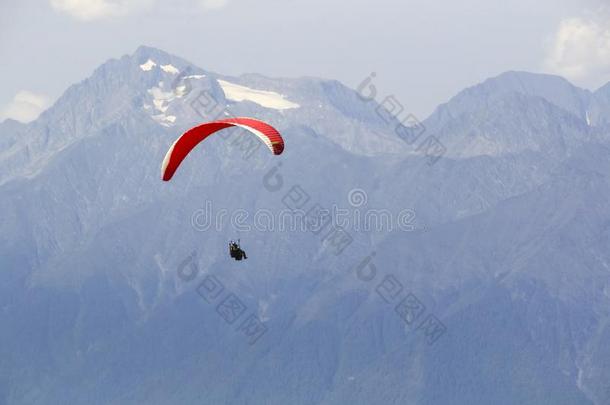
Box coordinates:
[229,240,247,261]
[161,118,284,262]
[161,117,284,181]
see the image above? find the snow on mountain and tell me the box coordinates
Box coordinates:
[139,59,157,71]
[1,46,609,404]
[160,64,179,74]
[217,79,300,110]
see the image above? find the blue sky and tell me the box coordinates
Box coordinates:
[1,0,609,122]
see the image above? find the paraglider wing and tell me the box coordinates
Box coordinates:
[161,117,284,181]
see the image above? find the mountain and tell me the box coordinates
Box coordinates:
[591,82,610,126]
[1,46,609,404]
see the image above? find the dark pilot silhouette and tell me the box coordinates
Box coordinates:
[229,240,247,261]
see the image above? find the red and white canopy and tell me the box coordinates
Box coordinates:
[161,117,284,181]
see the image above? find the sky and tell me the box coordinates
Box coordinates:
[1,0,609,122]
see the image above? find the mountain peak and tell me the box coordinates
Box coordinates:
[491,70,575,86]
[133,45,173,61]
[431,70,591,125]
[127,45,196,73]
[474,70,589,106]
[595,81,610,97]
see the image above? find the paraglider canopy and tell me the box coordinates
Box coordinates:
[161,117,284,181]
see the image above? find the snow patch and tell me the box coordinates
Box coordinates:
[152,113,177,127]
[145,83,179,126]
[153,99,168,113]
[160,64,179,74]
[147,86,175,113]
[217,79,300,110]
[173,75,205,98]
[139,59,156,71]
[174,85,187,98]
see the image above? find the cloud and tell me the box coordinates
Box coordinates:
[200,0,229,10]
[49,0,147,20]
[1,91,52,123]
[545,12,610,84]
[50,0,228,20]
